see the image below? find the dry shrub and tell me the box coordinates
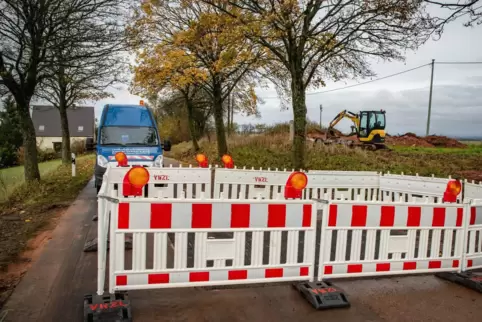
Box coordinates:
[71,140,86,155]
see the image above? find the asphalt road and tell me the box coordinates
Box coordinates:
[1,157,481,322]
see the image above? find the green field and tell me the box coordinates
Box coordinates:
[166,134,482,181]
[0,154,94,201]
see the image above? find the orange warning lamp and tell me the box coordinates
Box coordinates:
[221,154,234,169]
[139,100,145,106]
[443,179,462,203]
[115,152,128,167]
[195,153,208,168]
[284,171,308,199]
[122,166,150,196]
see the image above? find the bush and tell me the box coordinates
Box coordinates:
[0,145,19,168]
[38,149,58,162]
[71,140,86,155]
[17,146,59,165]
[265,123,290,135]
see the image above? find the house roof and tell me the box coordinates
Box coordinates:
[31,105,95,137]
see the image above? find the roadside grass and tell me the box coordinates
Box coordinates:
[0,154,95,271]
[166,134,481,180]
[0,154,93,201]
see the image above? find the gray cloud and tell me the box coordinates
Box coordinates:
[239,83,482,137]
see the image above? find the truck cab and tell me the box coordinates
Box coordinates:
[94,102,171,192]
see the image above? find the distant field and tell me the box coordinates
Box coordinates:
[460,140,482,145]
[166,134,482,181]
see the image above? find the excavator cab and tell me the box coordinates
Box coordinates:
[358,110,386,144]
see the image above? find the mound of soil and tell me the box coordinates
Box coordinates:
[425,135,467,148]
[385,133,435,147]
[455,171,482,183]
[309,129,466,149]
[386,133,466,148]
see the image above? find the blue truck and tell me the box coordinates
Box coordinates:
[94,102,171,192]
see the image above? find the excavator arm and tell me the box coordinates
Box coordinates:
[326,110,359,138]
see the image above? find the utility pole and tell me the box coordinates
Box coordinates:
[426,59,435,136]
[319,104,323,129]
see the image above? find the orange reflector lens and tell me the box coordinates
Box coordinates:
[196,154,206,163]
[127,167,150,188]
[222,154,232,164]
[447,180,462,196]
[115,152,127,163]
[290,172,308,190]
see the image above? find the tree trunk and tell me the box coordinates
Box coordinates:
[213,79,228,157]
[17,102,41,182]
[185,99,200,151]
[59,103,71,164]
[230,96,234,134]
[291,70,307,170]
[226,94,231,136]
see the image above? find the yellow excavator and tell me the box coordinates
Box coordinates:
[325,109,387,150]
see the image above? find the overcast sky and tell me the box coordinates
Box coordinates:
[91,9,482,138]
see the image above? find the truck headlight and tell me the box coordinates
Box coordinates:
[154,155,163,167]
[97,155,108,168]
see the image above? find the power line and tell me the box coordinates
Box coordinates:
[258,60,482,99]
[307,63,431,95]
[435,61,482,65]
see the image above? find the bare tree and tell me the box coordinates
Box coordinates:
[0,0,128,181]
[424,0,482,35]
[35,0,128,164]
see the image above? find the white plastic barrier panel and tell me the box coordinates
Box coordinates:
[464,202,482,270]
[304,171,380,201]
[102,165,212,199]
[213,167,294,199]
[318,200,467,280]
[463,181,482,201]
[104,197,317,293]
[379,173,462,203]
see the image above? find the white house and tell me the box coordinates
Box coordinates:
[31,105,95,151]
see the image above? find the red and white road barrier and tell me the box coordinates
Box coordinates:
[101,164,212,199]
[464,203,482,270]
[379,173,464,203]
[318,199,467,280]
[93,152,482,307]
[100,197,317,294]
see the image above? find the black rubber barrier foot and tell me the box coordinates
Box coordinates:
[83,237,133,252]
[84,292,132,322]
[294,280,350,310]
[436,271,482,293]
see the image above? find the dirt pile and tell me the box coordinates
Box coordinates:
[386,133,466,148]
[385,133,435,147]
[307,128,353,141]
[425,135,467,148]
[456,171,482,183]
[308,128,466,149]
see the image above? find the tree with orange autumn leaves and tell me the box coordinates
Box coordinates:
[129,0,267,156]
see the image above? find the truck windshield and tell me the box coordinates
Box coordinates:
[99,126,158,146]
